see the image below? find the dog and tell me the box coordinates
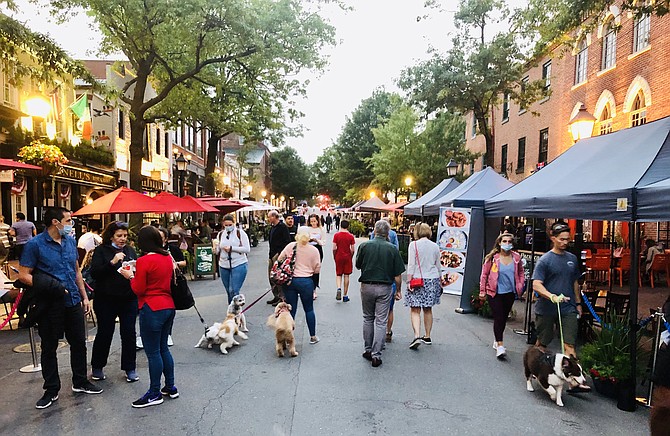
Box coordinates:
[266,302,298,357]
[194,314,248,354]
[523,346,586,407]
[228,294,248,332]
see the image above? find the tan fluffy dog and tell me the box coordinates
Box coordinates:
[266,302,298,357]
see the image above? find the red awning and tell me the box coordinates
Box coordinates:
[197,196,249,214]
[0,159,43,171]
[153,192,219,213]
[73,187,164,216]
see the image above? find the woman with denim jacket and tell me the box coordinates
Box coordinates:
[479,232,525,359]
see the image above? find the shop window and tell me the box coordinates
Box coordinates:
[155,128,161,155]
[164,132,169,158]
[575,38,588,84]
[502,93,510,121]
[516,137,526,173]
[538,128,549,164]
[597,105,613,135]
[633,8,650,53]
[176,125,182,147]
[471,113,477,138]
[630,93,647,127]
[3,71,15,107]
[601,21,617,70]
[117,109,125,139]
[542,60,552,91]
[501,144,508,175]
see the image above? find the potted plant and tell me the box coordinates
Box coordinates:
[17,140,68,175]
[470,288,493,318]
[579,311,649,407]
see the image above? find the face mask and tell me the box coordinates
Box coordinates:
[501,243,513,252]
[225,225,235,233]
[111,242,123,250]
[59,224,73,236]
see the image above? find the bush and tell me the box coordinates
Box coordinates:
[348,219,367,237]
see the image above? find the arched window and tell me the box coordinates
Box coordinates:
[597,104,613,135]
[575,38,588,84]
[631,92,647,127]
[601,21,617,70]
[633,1,651,52]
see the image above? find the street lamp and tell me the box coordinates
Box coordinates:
[369,191,376,199]
[261,190,267,201]
[23,95,51,136]
[569,103,596,142]
[175,153,188,197]
[446,159,458,177]
[223,175,231,186]
[246,185,253,197]
[280,195,285,210]
[404,176,413,202]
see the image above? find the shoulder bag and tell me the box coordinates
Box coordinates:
[408,242,424,290]
[270,244,298,286]
[171,265,194,310]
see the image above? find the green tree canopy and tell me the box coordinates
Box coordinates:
[310,146,345,202]
[270,146,312,201]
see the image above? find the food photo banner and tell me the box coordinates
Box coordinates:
[437,207,471,295]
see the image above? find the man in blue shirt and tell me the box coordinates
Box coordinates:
[19,207,102,409]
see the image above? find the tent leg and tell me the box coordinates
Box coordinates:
[619,220,639,412]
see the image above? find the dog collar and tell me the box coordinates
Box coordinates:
[275,307,290,318]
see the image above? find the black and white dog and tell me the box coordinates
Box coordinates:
[228,294,248,332]
[523,346,586,407]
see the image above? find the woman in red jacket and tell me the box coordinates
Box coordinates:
[120,226,177,408]
[479,232,525,360]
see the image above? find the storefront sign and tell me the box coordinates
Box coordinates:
[437,207,471,296]
[0,170,14,183]
[193,244,216,278]
[56,165,117,188]
[518,250,545,280]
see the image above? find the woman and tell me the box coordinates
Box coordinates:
[120,226,177,408]
[479,232,525,359]
[214,214,250,305]
[307,214,325,299]
[89,221,139,383]
[405,223,445,350]
[278,226,321,344]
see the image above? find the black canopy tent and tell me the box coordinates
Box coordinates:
[637,177,670,221]
[484,116,670,410]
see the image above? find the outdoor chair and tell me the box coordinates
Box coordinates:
[648,253,670,288]
[613,254,641,287]
[597,248,612,255]
[586,254,611,285]
[603,293,630,321]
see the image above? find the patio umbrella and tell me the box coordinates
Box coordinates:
[73,187,164,216]
[0,159,43,171]
[197,196,249,214]
[154,192,219,213]
[180,195,219,213]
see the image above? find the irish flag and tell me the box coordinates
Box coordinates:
[69,94,92,141]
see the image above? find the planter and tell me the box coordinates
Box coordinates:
[593,378,619,398]
[616,379,637,412]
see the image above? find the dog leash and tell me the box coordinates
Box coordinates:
[550,294,566,355]
[240,288,274,314]
[192,303,209,333]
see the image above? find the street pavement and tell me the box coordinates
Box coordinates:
[0,234,651,435]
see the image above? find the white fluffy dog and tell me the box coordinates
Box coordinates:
[194,314,248,354]
[228,293,248,332]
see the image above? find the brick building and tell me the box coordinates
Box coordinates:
[465,3,670,244]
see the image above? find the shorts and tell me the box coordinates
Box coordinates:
[335,257,353,276]
[535,312,579,347]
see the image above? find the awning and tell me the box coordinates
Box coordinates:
[355,196,388,213]
[637,177,670,221]
[382,201,408,212]
[404,178,460,216]
[0,159,42,171]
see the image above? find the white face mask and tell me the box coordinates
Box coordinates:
[501,243,513,252]
[225,225,235,233]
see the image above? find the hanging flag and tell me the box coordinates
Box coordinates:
[69,94,92,141]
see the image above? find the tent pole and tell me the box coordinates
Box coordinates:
[515,217,535,338]
[622,219,639,411]
[609,221,614,294]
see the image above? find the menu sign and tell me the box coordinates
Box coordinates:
[437,207,471,295]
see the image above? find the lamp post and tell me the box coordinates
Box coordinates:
[280,195,285,210]
[175,153,188,197]
[23,95,51,137]
[569,103,596,142]
[270,193,276,206]
[446,159,458,177]
[404,176,413,201]
[369,191,376,199]
[246,184,253,199]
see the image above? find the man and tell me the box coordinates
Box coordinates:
[77,220,102,253]
[285,215,298,241]
[334,213,341,231]
[267,210,291,305]
[0,215,11,259]
[10,212,36,261]
[333,220,356,302]
[355,220,405,368]
[532,221,590,393]
[325,213,333,233]
[18,207,102,409]
[369,218,400,342]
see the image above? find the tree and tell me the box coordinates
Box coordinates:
[310,146,345,202]
[331,89,401,202]
[270,147,311,201]
[48,0,335,205]
[398,0,546,169]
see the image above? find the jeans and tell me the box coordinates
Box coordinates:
[219,262,248,304]
[283,277,317,336]
[38,304,88,394]
[139,305,175,395]
[91,297,138,371]
[360,283,392,358]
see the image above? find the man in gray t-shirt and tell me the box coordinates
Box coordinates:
[10,212,36,261]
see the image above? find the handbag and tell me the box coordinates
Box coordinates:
[408,242,424,290]
[270,244,298,286]
[171,267,194,310]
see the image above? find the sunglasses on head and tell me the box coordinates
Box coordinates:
[552,223,570,235]
[113,221,129,229]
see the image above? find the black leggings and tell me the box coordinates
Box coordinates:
[488,293,516,342]
[312,244,323,288]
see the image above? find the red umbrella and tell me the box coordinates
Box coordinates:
[198,196,249,214]
[153,192,219,213]
[0,159,43,171]
[73,187,164,216]
[181,195,220,213]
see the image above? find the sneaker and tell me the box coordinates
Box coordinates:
[72,381,103,394]
[493,341,497,350]
[496,346,507,359]
[409,338,422,350]
[362,351,372,361]
[136,336,144,350]
[91,368,106,381]
[132,391,164,408]
[385,331,393,343]
[160,385,179,399]
[310,336,320,344]
[336,289,342,300]
[36,393,58,409]
[167,335,174,346]
[126,370,139,383]
[342,296,350,302]
[371,357,382,368]
[421,337,432,345]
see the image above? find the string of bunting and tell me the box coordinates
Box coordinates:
[0,291,23,330]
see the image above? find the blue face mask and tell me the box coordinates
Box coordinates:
[59,224,73,236]
[501,243,513,252]
[111,242,121,249]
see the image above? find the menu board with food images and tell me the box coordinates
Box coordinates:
[437,207,471,295]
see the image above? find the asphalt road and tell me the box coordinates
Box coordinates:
[0,235,651,435]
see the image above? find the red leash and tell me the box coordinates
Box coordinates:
[240,288,274,314]
[0,290,23,330]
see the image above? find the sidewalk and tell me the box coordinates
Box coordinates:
[0,236,651,435]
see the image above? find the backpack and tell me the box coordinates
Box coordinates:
[81,264,96,300]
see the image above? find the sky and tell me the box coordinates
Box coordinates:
[8,0,525,164]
